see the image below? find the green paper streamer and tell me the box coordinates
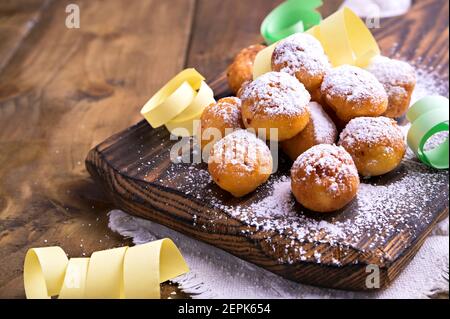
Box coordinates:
[261,0,323,44]
[407,96,449,170]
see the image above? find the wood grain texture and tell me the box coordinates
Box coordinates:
[86,127,449,291]
[373,0,449,79]
[86,0,449,291]
[0,0,448,298]
[187,0,344,93]
[0,0,196,298]
[0,0,51,72]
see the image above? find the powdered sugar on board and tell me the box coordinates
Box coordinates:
[161,158,448,266]
[411,67,449,103]
[141,65,448,267]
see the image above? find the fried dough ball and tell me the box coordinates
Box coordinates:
[338,117,406,177]
[199,97,244,151]
[291,144,360,213]
[321,65,388,122]
[227,44,267,95]
[240,72,311,141]
[281,102,338,161]
[320,100,348,131]
[208,130,273,197]
[310,87,324,103]
[309,89,348,130]
[366,56,416,118]
[272,33,331,94]
[236,80,251,99]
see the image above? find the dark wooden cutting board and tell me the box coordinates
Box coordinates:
[86,4,449,290]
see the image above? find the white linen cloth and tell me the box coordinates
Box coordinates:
[109,210,449,299]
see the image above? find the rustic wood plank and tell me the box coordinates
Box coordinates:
[86,123,449,290]
[2,0,447,298]
[187,0,343,80]
[86,0,449,291]
[0,0,51,73]
[373,0,449,77]
[0,0,196,298]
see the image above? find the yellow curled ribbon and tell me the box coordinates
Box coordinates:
[140,69,216,137]
[253,7,380,79]
[24,239,189,299]
[307,7,380,67]
[253,42,279,80]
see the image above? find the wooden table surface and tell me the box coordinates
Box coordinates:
[0,0,448,299]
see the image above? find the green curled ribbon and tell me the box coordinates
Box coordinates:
[261,0,323,44]
[407,96,449,169]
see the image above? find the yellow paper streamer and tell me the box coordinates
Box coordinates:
[165,81,216,137]
[23,239,189,299]
[58,258,89,299]
[252,42,278,80]
[306,7,380,67]
[140,69,215,137]
[253,7,380,79]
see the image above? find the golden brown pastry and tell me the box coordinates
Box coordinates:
[366,56,416,118]
[208,130,273,197]
[281,102,338,161]
[321,65,388,122]
[240,71,311,141]
[320,100,348,131]
[199,97,244,150]
[291,144,360,213]
[338,117,406,177]
[310,87,324,103]
[236,80,251,99]
[272,33,330,94]
[227,44,267,95]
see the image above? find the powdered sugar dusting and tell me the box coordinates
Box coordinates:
[138,64,448,268]
[241,71,310,117]
[424,131,449,152]
[209,129,272,174]
[339,117,404,148]
[411,67,449,103]
[217,162,447,265]
[273,33,330,78]
[251,176,295,218]
[321,65,388,104]
[366,56,416,86]
[152,140,447,267]
[291,144,359,197]
[203,97,242,127]
[309,102,338,143]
